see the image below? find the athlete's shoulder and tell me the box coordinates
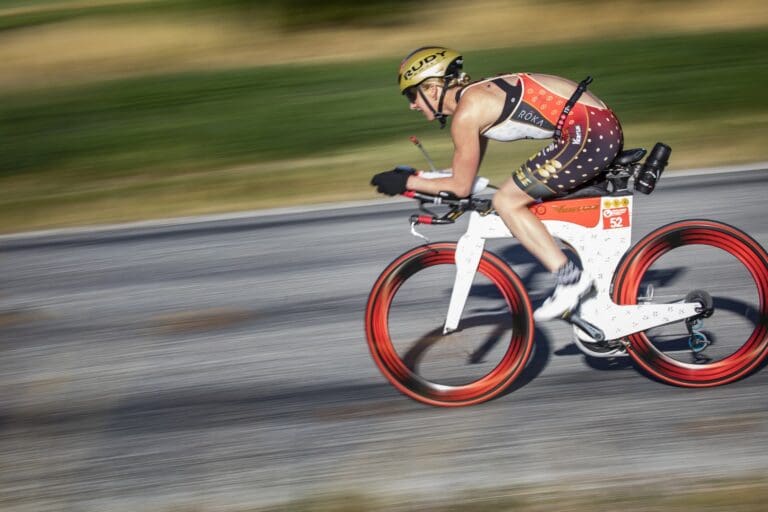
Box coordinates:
[459,73,519,105]
[463,73,520,93]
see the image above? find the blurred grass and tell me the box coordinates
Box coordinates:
[0,1,180,32]
[1,28,768,233]
[0,0,418,32]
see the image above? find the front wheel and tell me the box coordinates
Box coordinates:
[365,243,534,406]
[613,220,768,386]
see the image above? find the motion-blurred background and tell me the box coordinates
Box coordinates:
[1,0,767,233]
[3,3,768,511]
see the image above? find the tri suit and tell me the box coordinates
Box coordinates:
[460,73,624,199]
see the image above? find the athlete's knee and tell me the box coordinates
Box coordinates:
[493,182,533,213]
[491,189,512,213]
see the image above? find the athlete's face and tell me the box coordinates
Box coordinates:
[406,85,437,121]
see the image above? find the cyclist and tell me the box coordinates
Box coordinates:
[371,46,624,321]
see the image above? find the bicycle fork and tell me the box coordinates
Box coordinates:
[441,211,517,335]
[443,233,486,335]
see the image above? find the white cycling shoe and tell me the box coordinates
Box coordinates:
[533,272,594,321]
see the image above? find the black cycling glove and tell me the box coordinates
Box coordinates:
[370,166,416,196]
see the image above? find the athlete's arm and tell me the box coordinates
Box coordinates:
[406,94,489,197]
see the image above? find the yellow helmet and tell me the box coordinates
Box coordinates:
[398,46,463,93]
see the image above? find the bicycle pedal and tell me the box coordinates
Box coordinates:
[567,314,606,343]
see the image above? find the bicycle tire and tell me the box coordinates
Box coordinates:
[365,242,534,406]
[613,220,768,386]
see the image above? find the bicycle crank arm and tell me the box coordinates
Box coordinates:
[567,314,605,342]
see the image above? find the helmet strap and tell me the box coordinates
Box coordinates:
[416,87,439,126]
[417,80,451,129]
[435,78,450,129]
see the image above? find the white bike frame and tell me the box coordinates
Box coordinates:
[443,194,700,354]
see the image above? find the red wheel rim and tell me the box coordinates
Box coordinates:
[365,243,534,406]
[613,221,768,386]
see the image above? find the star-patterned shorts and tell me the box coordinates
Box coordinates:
[512,104,623,200]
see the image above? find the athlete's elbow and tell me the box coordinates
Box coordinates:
[449,181,474,198]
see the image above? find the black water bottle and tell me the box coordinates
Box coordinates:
[635,142,671,194]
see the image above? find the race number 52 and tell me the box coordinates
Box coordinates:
[603,207,630,229]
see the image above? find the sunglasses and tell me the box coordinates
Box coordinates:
[404,87,418,103]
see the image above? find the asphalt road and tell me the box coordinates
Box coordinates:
[1,170,767,511]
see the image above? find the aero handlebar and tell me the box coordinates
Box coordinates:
[401,190,493,226]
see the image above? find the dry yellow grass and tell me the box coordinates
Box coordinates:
[1,0,767,90]
[0,0,153,17]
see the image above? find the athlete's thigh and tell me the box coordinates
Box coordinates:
[512,105,623,200]
[495,176,537,207]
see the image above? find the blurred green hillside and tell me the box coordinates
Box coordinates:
[1,0,767,233]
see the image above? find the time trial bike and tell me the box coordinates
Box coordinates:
[365,144,768,406]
